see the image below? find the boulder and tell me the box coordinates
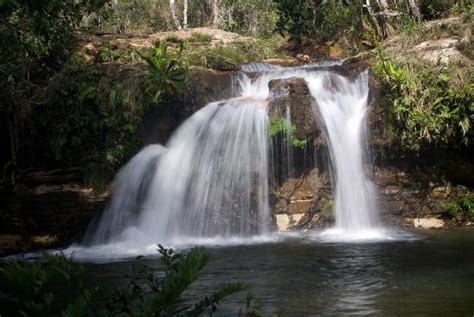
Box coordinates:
[413,217,445,229]
[268,77,321,140]
[143,66,238,144]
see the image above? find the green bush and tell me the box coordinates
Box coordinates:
[420,0,472,19]
[0,246,261,316]
[219,0,278,36]
[269,117,307,149]
[140,40,188,103]
[446,195,474,220]
[274,0,366,44]
[373,51,473,150]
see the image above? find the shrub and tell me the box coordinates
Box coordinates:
[446,195,474,221]
[140,40,188,103]
[269,117,307,149]
[373,50,473,150]
[218,0,278,36]
[0,246,262,316]
[274,0,367,44]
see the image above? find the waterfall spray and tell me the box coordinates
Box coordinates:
[85,62,381,249]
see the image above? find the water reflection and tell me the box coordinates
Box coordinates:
[324,244,386,316]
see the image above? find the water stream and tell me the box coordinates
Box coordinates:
[84,62,386,251]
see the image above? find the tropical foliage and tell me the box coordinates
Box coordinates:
[374,51,473,150]
[0,246,261,316]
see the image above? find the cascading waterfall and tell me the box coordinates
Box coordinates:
[307,71,379,233]
[86,98,270,245]
[85,144,166,244]
[85,62,381,249]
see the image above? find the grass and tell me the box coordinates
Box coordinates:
[188,32,212,43]
[183,36,285,69]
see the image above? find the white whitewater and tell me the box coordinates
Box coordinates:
[83,62,386,255]
[85,144,166,244]
[86,98,270,246]
[238,66,381,239]
[307,71,380,234]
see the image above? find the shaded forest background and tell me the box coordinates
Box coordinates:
[0,0,472,189]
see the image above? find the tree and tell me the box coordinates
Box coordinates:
[183,0,189,29]
[169,0,182,30]
[0,0,105,185]
[212,0,219,28]
[407,0,421,21]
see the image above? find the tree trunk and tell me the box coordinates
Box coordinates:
[212,0,219,28]
[370,0,397,38]
[169,0,182,30]
[364,0,383,37]
[183,0,188,30]
[407,0,421,21]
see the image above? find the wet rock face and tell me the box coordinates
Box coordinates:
[266,73,473,231]
[0,175,109,255]
[271,167,334,231]
[268,77,321,140]
[143,66,238,145]
[375,163,474,228]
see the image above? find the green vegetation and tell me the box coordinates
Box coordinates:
[274,0,367,44]
[0,0,107,185]
[272,0,472,51]
[82,0,173,34]
[30,39,187,190]
[373,50,473,150]
[188,32,213,43]
[0,246,261,316]
[218,0,278,36]
[269,117,307,149]
[184,37,284,69]
[82,0,277,37]
[140,40,188,103]
[446,195,474,221]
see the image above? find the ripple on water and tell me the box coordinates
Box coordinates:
[308,227,420,244]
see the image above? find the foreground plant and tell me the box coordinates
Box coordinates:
[0,246,261,316]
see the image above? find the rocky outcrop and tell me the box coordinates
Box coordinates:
[266,71,473,231]
[384,16,472,66]
[143,66,238,144]
[0,170,109,255]
[267,77,334,230]
[375,158,474,229]
[268,77,321,141]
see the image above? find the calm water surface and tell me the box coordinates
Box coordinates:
[79,229,474,316]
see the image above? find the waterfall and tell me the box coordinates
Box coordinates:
[307,71,379,233]
[85,63,381,248]
[87,98,270,245]
[84,145,166,244]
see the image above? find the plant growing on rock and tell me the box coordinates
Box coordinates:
[373,50,473,150]
[269,117,307,149]
[140,40,188,103]
[446,195,474,221]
